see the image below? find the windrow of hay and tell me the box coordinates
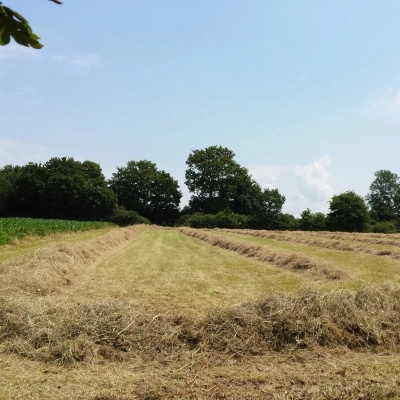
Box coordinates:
[0,224,151,296]
[307,231,400,247]
[1,284,400,365]
[220,228,400,260]
[178,227,346,280]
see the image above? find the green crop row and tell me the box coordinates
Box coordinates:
[0,218,113,245]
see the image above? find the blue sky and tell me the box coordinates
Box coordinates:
[1,0,399,216]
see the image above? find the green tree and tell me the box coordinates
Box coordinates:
[328,191,370,232]
[0,158,116,220]
[42,157,116,221]
[249,188,286,229]
[109,160,182,226]
[276,213,300,231]
[0,164,21,216]
[299,209,327,231]
[185,145,265,215]
[6,162,47,218]
[0,1,61,48]
[365,170,400,223]
[185,146,241,213]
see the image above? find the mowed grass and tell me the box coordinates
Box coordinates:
[0,217,112,245]
[2,226,400,399]
[81,229,304,313]
[212,230,400,289]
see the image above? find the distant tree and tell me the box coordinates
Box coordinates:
[5,162,47,217]
[43,157,117,220]
[0,164,21,215]
[0,1,61,49]
[181,210,249,229]
[0,158,116,220]
[185,145,270,216]
[185,146,244,214]
[276,213,300,231]
[328,191,370,232]
[109,160,182,226]
[185,145,286,229]
[366,170,400,223]
[299,209,327,231]
[249,188,286,229]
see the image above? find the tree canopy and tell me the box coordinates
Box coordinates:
[328,191,370,232]
[1,151,400,232]
[0,158,116,221]
[366,170,400,223]
[184,145,285,229]
[109,160,182,226]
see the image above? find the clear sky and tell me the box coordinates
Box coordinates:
[1,0,399,216]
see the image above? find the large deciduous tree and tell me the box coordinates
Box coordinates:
[185,146,260,214]
[0,158,116,221]
[184,145,286,228]
[42,158,116,220]
[328,191,370,232]
[109,160,182,226]
[185,146,243,214]
[365,170,400,223]
[249,188,286,229]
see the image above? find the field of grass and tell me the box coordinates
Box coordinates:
[1,225,400,399]
[0,217,112,245]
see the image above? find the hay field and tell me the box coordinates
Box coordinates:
[1,226,400,399]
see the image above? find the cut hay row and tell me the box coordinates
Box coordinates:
[220,229,400,260]
[2,285,400,365]
[0,224,152,297]
[178,227,345,280]
[307,231,400,247]
[284,230,400,247]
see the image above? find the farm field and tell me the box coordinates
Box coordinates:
[1,225,400,399]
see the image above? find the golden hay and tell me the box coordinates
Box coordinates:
[2,284,400,365]
[0,225,151,296]
[219,228,400,260]
[178,227,346,280]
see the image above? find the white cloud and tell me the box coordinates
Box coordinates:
[295,155,334,202]
[0,139,52,167]
[52,53,100,72]
[248,165,287,189]
[249,156,334,216]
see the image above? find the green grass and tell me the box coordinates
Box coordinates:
[90,229,304,313]
[213,230,400,288]
[0,217,113,245]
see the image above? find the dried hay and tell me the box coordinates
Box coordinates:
[0,225,151,296]
[178,227,346,280]
[2,284,400,365]
[219,228,400,260]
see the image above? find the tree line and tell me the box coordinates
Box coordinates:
[0,145,399,232]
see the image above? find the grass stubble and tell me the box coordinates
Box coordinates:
[1,226,400,399]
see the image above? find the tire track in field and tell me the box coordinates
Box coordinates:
[178,228,347,281]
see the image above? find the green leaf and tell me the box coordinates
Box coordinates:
[0,5,43,48]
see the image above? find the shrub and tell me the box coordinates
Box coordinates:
[108,206,150,226]
[367,220,398,233]
[181,210,248,229]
